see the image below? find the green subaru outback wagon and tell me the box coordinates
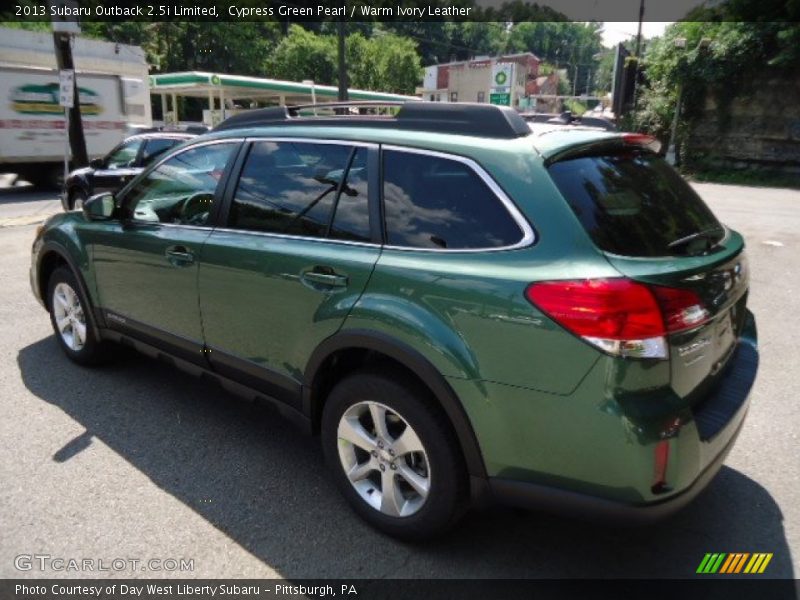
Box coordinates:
[31,103,758,539]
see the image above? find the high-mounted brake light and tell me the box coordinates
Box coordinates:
[525,278,709,359]
[622,133,662,153]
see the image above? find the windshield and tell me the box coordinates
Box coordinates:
[548,150,723,257]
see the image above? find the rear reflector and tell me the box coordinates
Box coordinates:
[652,440,671,494]
[525,278,709,359]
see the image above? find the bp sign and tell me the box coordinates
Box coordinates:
[489,92,511,106]
[490,63,514,107]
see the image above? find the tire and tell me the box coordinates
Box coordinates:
[47,266,110,366]
[69,188,88,211]
[30,165,64,191]
[321,369,468,540]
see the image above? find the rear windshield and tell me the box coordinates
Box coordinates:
[548,151,723,257]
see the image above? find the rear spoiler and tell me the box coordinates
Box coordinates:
[543,133,662,166]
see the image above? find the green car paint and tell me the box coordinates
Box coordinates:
[31,112,757,519]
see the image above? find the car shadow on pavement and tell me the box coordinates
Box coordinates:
[17,336,795,580]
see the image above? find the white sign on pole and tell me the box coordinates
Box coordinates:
[50,0,82,34]
[59,69,74,108]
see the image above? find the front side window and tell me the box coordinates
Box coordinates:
[229,141,370,241]
[382,150,524,250]
[123,142,237,226]
[105,139,143,168]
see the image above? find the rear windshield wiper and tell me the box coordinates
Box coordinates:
[667,226,725,251]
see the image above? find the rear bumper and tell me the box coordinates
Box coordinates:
[487,311,758,521]
[490,410,745,523]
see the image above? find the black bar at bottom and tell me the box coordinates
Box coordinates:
[1,579,797,600]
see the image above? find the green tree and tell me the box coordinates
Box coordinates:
[443,22,507,60]
[266,25,338,85]
[507,22,603,95]
[371,33,422,94]
[267,26,421,94]
[636,19,800,140]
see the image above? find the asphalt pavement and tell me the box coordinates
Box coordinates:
[0,182,798,579]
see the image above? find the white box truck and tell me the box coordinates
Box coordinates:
[0,27,151,187]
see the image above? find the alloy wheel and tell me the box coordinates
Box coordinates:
[337,401,431,517]
[52,282,87,352]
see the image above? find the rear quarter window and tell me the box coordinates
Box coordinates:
[548,151,723,257]
[382,150,524,250]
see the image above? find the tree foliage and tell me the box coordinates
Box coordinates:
[636,19,800,139]
[506,22,603,94]
[266,25,421,94]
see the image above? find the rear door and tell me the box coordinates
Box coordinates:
[139,137,185,168]
[548,149,749,399]
[197,139,381,407]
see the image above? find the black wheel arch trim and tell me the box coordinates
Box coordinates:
[304,328,488,480]
[37,241,104,341]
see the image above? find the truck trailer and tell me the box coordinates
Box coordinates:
[0,27,151,188]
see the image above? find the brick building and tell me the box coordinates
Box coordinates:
[418,53,542,108]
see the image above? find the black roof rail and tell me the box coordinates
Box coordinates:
[212,101,532,139]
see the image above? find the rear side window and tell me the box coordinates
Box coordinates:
[548,151,723,257]
[382,150,523,249]
[141,138,180,166]
[230,141,370,241]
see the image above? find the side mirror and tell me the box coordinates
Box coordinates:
[83,192,116,221]
[89,158,104,169]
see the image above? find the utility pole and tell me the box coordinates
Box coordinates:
[666,82,683,165]
[632,0,645,112]
[572,64,578,98]
[52,29,88,168]
[337,21,348,102]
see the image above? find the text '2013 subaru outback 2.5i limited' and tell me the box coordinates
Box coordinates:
[31,102,758,540]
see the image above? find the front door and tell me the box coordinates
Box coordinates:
[91,141,240,362]
[198,139,380,406]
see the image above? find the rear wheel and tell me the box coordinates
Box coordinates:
[321,370,467,540]
[47,266,109,365]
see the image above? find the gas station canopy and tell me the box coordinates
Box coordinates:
[149,71,419,126]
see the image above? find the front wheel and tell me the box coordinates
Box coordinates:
[321,370,467,540]
[47,266,109,365]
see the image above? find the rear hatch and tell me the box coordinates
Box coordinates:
[545,138,749,402]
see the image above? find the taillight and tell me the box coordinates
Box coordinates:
[621,132,662,153]
[651,285,710,333]
[525,278,709,359]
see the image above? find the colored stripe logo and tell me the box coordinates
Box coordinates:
[697,553,773,574]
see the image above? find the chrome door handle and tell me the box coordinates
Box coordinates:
[165,246,194,266]
[301,270,348,288]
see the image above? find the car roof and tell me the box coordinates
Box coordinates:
[124,132,197,143]
[190,103,628,161]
